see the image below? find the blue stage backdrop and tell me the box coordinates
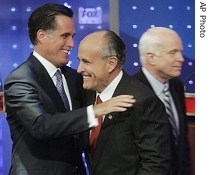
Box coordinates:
[119,0,195,93]
[0,0,194,174]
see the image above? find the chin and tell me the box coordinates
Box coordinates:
[172,74,180,78]
[83,84,90,90]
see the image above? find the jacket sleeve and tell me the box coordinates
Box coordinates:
[132,95,171,175]
[4,68,89,140]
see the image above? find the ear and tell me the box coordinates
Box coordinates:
[107,56,118,73]
[146,52,156,66]
[36,29,46,44]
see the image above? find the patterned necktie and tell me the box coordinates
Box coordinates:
[55,70,70,111]
[90,95,103,155]
[163,83,178,145]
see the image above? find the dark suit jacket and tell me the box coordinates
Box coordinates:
[133,69,192,175]
[86,71,171,175]
[4,53,90,175]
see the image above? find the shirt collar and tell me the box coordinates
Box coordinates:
[142,67,164,96]
[97,70,123,102]
[33,51,58,78]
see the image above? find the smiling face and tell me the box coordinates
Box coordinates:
[77,31,119,93]
[35,15,76,67]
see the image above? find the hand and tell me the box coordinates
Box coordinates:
[93,95,136,117]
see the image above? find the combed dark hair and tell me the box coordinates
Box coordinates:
[102,30,126,67]
[28,3,74,45]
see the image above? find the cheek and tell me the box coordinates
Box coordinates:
[159,58,170,68]
[82,80,92,90]
[90,65,105,77]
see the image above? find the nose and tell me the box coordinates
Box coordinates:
[178,52,184,62]
[77,62,83,73]
[67,37,74,48]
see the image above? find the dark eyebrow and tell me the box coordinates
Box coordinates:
[60,32,76,37]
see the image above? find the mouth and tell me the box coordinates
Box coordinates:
[83,74,91,79]
[175,66,182,70]
[81,73,91,80]
[173,65,182,69]
[62,49,71,55]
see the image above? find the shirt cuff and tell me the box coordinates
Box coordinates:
[87,105,98,128]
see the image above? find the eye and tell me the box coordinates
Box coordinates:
[62,34,69,39]
[61,33,71,39]
[169,50,177,54]
[82,59,90,64]
[78,57,90,65]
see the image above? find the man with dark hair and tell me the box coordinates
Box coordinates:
[4,4,135,175]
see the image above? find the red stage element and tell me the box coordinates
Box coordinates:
[0,92,4,113]
[185,93,195,116]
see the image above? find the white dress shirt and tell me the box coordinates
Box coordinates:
[96,70,123,121]
[142,67,179,132]
[33,51,97,128]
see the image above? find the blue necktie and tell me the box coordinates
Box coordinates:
[163,83,178,145]
[55,70,70,111]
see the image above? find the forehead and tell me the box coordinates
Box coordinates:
[82,32,104,44]
[78,41,100,61]
[79,33,104,52]
[54,15,75,31]
[160,34,183,51]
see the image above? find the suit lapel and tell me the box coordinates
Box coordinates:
[92,112,119,165]
[28,54,66,111]
[136,70,154,91]
[169,82,184,137]
[102,71,131,127]
[61,67,77,109]
[93,71,131,165]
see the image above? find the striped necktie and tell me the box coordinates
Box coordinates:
[163,83,178,145]
[55,70,70,111]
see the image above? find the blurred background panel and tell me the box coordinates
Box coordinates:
[0,0,194,174]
